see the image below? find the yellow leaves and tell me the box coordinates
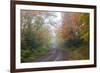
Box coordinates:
[79,23,89,42]
[70,50,84,60]
[80,32,89,41]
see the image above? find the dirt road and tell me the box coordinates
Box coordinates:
[33,48,69,62]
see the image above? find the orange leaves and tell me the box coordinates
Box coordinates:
[57,12,84,41]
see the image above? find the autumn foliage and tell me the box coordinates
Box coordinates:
[21,10,90,62]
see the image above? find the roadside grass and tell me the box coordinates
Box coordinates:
[21,47,49,62]
[63,45,89,60]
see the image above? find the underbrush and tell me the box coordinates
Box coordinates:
[21,47,49,62]
[63,45,89,60]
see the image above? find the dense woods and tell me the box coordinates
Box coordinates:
[56,12,89,60]
[21,10,89,62]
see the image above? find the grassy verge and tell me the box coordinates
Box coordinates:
[63,45,89,60]
[21,47,49,62]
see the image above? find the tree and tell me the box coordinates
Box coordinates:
[56,12,89,48]
[21,10,58,50]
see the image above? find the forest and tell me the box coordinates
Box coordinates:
[21,10,89,62]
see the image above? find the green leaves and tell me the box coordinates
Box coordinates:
[21,10,90,61]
